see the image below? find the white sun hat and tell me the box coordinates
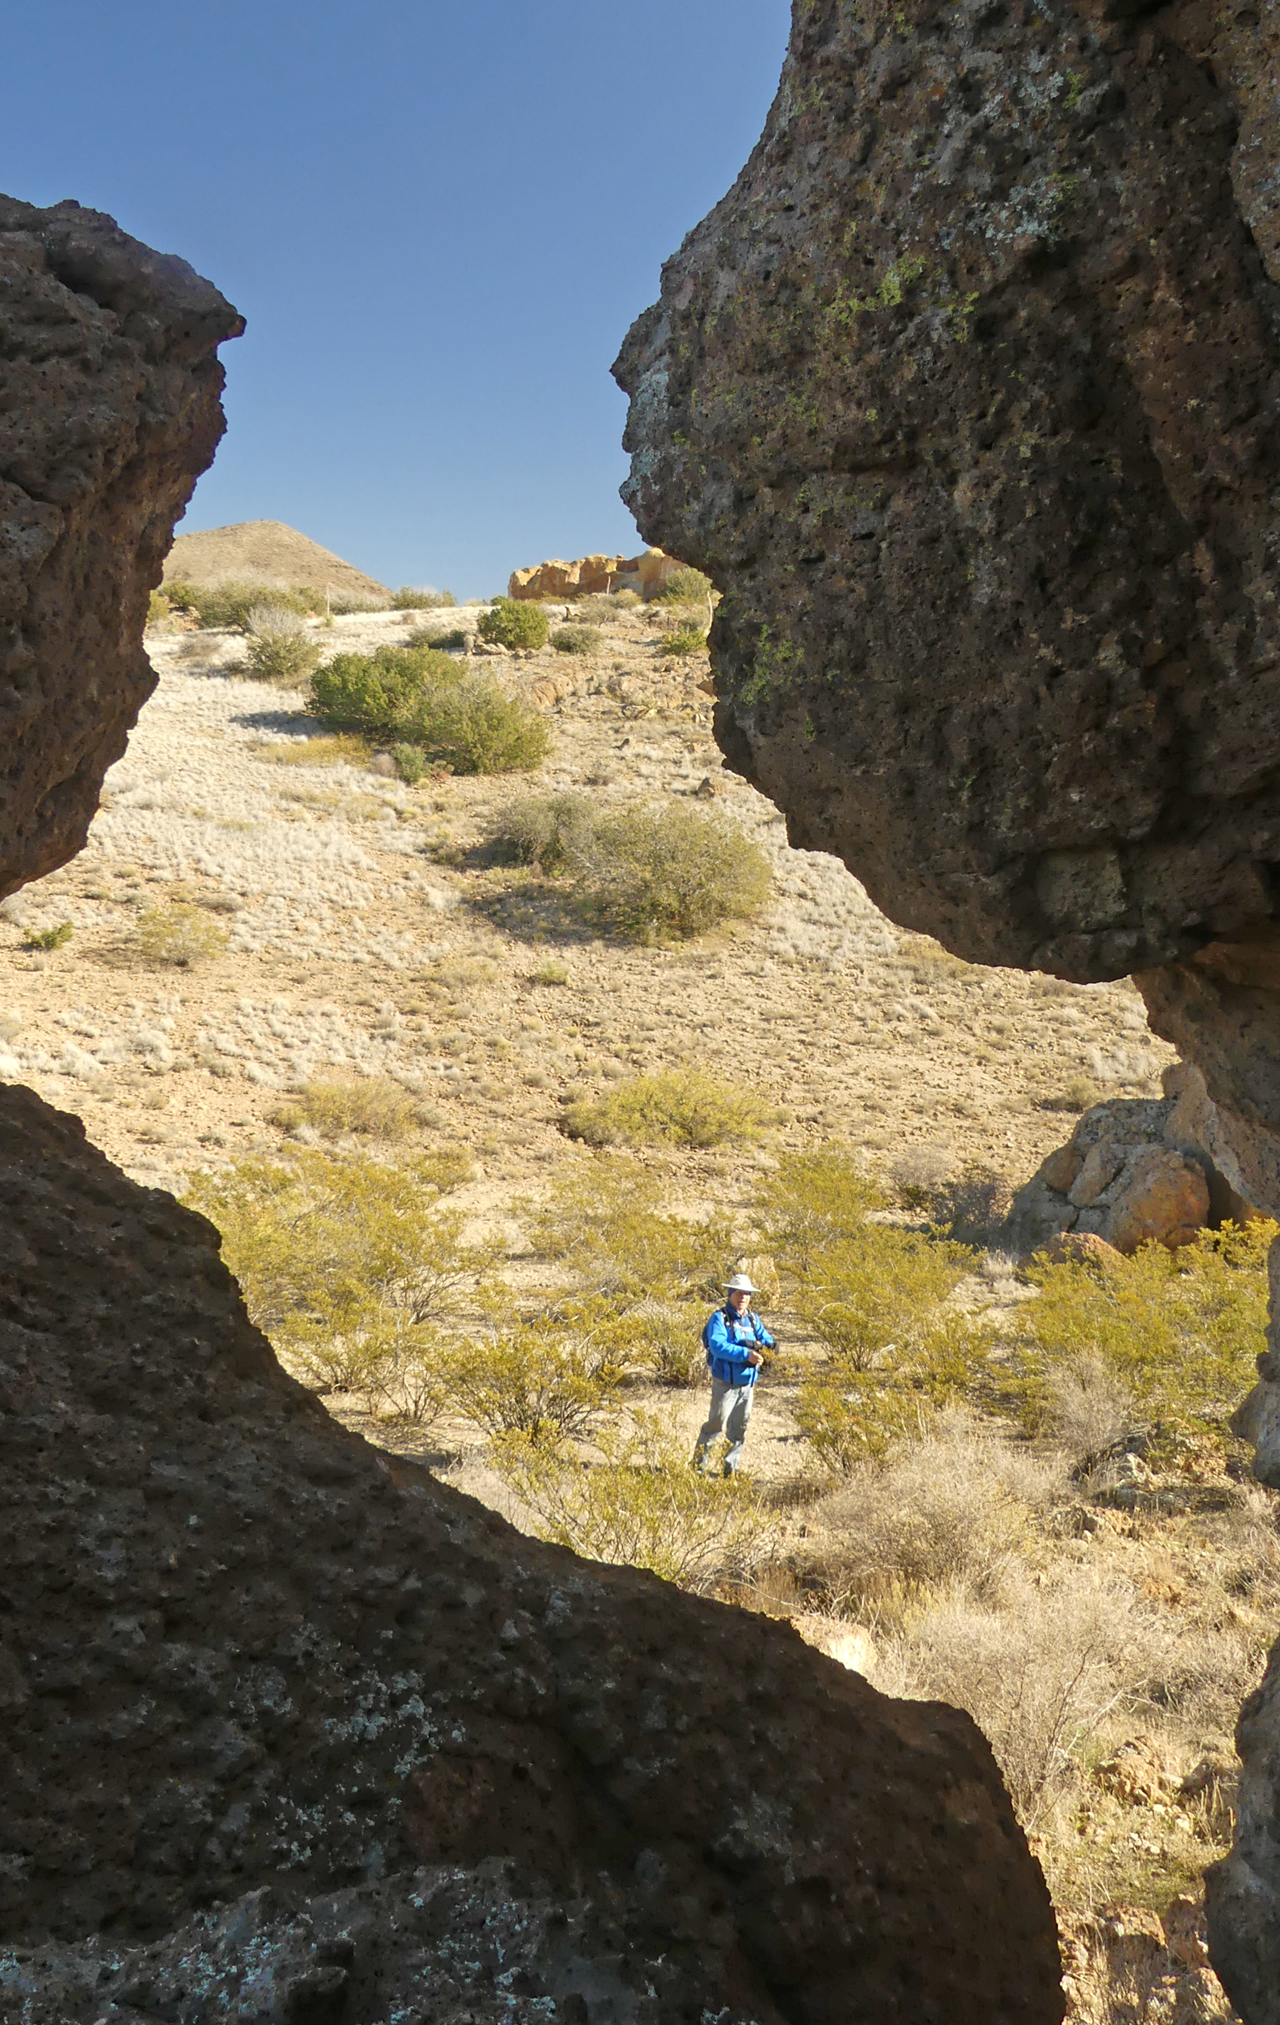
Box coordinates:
[723,1273,760,1294]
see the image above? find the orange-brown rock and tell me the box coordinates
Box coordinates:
[508,547,682,601]
[1031,1231,1126,1274]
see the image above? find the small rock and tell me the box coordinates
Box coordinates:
[1031,1231,1125,1273]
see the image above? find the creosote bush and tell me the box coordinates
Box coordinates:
[528,1157,730,1304]
[657,623,709,658]
[492,1411,777,1595]
[564,1067,775,1150]
[1014,1220,1276,1449]
[23,921,73,952]
[476,597,550,651]
[186,1148,481,1397]
[652,565,714,606]
[271,1076,427,1142]
[309,645,548,774]
[440,1305,623,1443]
[134,902,229,968]
[551,625,602,656]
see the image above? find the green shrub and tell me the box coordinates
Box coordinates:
[392,586,456,610]
[393,743,428,785]
[626,1296,708,1387]
[146,590,171,628]
[477,597,550,650]
[528,1157,731,1303]
[163,578,324,630]
[564,1067,774,1150]
[754,1145,884,1272]
[657,624,709,658]
[244,605,322,685]
[271,1076,427,1141]
[565,801,770,940]
[653,565,714,606]
[492,1412,777,1594]
[530,958,569,986]
[134,902,229,968]
[1015,1220,1276,1445]
[794,1314,989,1473]
[186,1148,481,1394]
[794,1225,975,1372]
[23,921,73,952]
[309,645,548,774]
[551,625,602,656]
[411,627,467,652]
[440,1307,622,1443]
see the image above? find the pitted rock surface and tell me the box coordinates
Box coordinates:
[0,1084,1063,2023]
[0,195,241,902]
[614,0,1280,985]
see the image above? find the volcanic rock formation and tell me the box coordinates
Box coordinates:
[614,3,1280,2017]
[0,202,1063,2020]
[0,197,243,904]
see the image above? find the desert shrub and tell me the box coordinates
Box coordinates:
[891,1144,954,1210]
[309,645,548,773]
[164,578,323,630]
[657,623,709,658]
[477,597,550,651]
[146,590,171,628]
[23,921,73,952]
[271,1076,426,1142]
[499,793,592,873]
[245,605,322,685]
[551,625,602,656]
[564,1067,773,1150]
[186,1148,480,1394]
[530,958,569,986]
[393,744,428,785]
[1016,1221,1275,1444]
[528,1157,731,1303]
[577,590,641,616]
[754,1145,884,1272]
[412,627,467,652]
[929,1163,1016,1246]
[440,1307,622,1442]
[391,586,455,609]
[492,1411,776,1595]
[569,802,770,939]
[626,1296,708,1387]
[134,902,229,968]
[653,565,714,606]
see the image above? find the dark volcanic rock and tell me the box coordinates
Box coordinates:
[0,196,241,902]
[0,1083,1064,2023]
[614,0,1280,986]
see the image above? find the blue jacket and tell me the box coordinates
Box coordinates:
[702,1304,774,1388]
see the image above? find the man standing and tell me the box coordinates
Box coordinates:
[693,1272,775,1477]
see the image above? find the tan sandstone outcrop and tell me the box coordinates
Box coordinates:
[0,204,1063,2020]
[509,546,682,601]
[1010,1081,1217,1260]
[612,3,1280,2015]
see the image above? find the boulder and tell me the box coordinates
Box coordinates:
[508,547,684,602]
[1009,1095,1210,1257]
[1032,1231,1126,1274]
[0,1082,1064,2023]
[0,196,241,901]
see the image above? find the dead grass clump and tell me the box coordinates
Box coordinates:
[419,955,496,1003]
[255,734,372,768]
[272,1076,425,1142]
[876,1564,1166,1828]
[1039,1075,1104,1114]
[929,1162,1016,1246]
[491,1411,776,1596]
[891,1143,954,1208]
[564,1067,773,1150]
[1046,1355,1140,1466]
[134,902,229,968]
[808,1414,1059,1618]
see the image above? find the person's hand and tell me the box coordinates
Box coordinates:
[746,1349,764,1368]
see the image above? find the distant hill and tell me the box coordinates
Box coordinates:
[163,521,390,602]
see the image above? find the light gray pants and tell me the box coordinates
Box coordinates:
[694,1377,755,1475]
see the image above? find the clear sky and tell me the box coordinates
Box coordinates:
[2,1,791,599]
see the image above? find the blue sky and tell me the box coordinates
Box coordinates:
[3,1,791,599]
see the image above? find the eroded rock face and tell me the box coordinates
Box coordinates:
[0,1084,1064,2022]
[0,196,241,902]
[614,4,1280,2016]
[614,0,1280,986]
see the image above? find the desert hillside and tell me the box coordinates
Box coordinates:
[164,517,390,599]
